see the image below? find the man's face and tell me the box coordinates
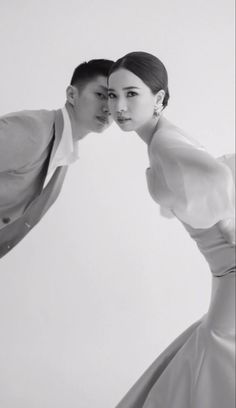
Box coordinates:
[72,76,112,135]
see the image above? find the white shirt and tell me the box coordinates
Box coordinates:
[48,106,79,175]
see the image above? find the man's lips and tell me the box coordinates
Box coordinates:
[96,116,109,124]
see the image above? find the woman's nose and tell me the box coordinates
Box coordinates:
[116,99,127,113]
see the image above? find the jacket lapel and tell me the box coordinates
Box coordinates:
[47,109,64,173]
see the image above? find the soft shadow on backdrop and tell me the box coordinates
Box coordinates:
[0,1,234,407]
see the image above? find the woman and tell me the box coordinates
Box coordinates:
[108,52,235,408]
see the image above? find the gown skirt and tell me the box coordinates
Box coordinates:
[116,272,235,408]
[116,143,235,408]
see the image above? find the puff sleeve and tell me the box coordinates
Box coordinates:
[146,130,235,229]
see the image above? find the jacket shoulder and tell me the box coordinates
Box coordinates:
[0,109,57,171]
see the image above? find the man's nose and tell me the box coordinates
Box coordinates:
[102,104,110,115]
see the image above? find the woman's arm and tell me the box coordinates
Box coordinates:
[218,218,235,246]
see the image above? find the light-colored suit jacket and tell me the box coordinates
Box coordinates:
[0,109,67,258]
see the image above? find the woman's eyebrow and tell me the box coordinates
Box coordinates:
[123,86,140,90]
[108,86,140,92]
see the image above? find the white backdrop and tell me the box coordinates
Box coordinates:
[0,1,235,407]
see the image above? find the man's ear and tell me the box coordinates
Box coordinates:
[66,85,78,106]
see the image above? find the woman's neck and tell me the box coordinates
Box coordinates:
[136,115,163,146]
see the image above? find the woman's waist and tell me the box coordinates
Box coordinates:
[183,222,236,277]
[204,272,235,332]
[197,241,235,277]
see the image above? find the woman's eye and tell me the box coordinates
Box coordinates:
[108,93,116,99]
[127,91,138,97]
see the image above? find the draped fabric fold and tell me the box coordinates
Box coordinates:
[146,130,235,229]
[116,140,235,407]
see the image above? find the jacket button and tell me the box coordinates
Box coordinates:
[2,217,11,224]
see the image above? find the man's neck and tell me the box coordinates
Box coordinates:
[65,103,89,142]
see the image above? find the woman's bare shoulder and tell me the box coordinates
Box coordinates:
[150,117,204,155]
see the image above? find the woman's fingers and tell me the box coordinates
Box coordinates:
[218,218,236,246]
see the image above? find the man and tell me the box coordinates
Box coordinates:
[0,59,114,259]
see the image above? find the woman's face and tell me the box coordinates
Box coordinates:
[108,68,157,132]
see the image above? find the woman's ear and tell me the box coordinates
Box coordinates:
[153,90,165,117]
[155,89,165,105]
[66,85,78,106]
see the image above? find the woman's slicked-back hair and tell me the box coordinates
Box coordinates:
[109,52,170,108]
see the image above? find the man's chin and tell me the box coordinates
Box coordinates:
[94,119,112,133]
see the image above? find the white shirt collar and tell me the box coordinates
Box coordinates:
[48,107,79,175]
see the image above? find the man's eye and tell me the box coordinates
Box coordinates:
[108,93,116,99]
[96,92,107,100]
[127,91,138,97]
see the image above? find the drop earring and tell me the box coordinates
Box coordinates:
[153,105,158,118]
[153,103,163,118]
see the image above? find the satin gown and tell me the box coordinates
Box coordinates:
[115,121,235,408]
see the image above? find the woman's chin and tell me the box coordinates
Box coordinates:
[116,121,134,132]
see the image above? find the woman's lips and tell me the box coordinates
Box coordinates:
[117,117,131,124]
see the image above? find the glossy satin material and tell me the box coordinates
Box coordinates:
[115,150,235,407]
[116,273,235,408]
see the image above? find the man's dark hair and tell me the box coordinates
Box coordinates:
[70,59,114,90]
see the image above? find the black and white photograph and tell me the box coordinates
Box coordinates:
[0,1,235,407]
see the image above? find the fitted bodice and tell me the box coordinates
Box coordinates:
[182,154,235,276]
[182,222,235,276]
[146,119,235,277]
[148,152,235,277]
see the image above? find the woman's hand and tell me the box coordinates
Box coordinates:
[218,218,236,246]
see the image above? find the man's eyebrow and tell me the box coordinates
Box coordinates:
[97,85,108,92]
